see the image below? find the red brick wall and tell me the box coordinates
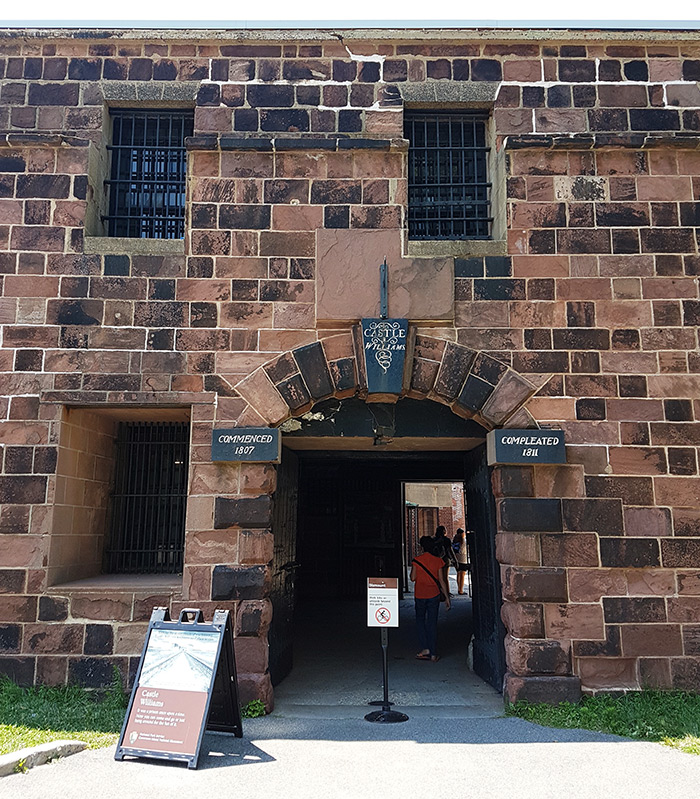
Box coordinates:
[1,29,700,701]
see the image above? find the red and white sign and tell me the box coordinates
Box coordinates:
[367,577,399,628]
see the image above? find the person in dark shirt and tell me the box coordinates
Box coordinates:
[433,525,458,590]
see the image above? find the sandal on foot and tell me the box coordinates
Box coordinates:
[431,655,440,662]
[415,653,431,660]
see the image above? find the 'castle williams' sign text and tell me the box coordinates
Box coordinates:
[211,428,281,463]
[361,318,408,395]
[487,429,566,465]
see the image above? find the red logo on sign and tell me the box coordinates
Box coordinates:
[375,607,391,624]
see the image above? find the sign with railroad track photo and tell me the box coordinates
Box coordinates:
[115,608,242,769]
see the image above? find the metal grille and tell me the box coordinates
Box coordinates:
[104,422,189,574]
[405,111,492,240]
[104,110,193,239]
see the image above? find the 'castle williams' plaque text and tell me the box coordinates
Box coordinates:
[361,318,408,395]
[212,428,281,463]
[487,429,566,465]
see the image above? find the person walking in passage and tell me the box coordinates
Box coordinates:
[452,528,470,595]
[433,525,458,590]
[410,535,451,662]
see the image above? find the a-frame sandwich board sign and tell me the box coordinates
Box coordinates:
[115,607,243,769]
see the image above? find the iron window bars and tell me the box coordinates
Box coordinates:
[104,110,193,239]
[104,422,189,574]
[405,111,492,240]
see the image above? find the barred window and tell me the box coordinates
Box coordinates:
[104,422,189,575]
[405,111,492,240]
[104,109,193,239]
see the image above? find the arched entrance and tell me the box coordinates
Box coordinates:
[267,397,506,701]
[226,330,556,707]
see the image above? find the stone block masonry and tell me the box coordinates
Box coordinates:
[2,27,700,704]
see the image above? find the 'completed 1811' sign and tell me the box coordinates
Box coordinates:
[487,429,566,465]
[211,428,281,463]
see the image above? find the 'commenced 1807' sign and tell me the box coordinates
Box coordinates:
[211,428,281,463]
[486,429,566,465]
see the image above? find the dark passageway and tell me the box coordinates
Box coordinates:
[272,587,502,716]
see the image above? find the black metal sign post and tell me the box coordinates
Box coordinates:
[115,607,242,770]
[365,627,408,724]
[365,577,408,723]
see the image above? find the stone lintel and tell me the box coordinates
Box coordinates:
[505,132,700,151]
[187,134,398,152]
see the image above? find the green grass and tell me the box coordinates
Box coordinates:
[506,690,700,755]
[0,675,128,755]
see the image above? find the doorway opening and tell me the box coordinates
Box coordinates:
[268,399,506,709]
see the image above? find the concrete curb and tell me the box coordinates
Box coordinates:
[0,739,88,777]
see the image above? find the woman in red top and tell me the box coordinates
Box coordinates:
[410,536,451,662]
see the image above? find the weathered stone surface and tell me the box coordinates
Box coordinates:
[186,529,239,564]
[70,596,131,622]
[505,635,571,676]
[544,603,605,641]
[671,658,700,690]
[235,369,290,426]
[433,342,476,401]
[503,673,581,704]
[500,601,545,638]
[621,624,682,657]
[316,229,453,321]
[600,538,661,568]
[211,565,269,600]
[0,656,36,686]
[237,671,273,710]
[492,466,535,498]
[23,624,84,654]
[577,657,639,690]
[498,498,563,532]
[502,567,568,603]
[562,498,624,535]
[496,533,540,566]
[541,532,600,567]
[481,370,535,426]
[603,597,666,624]
[68,657,128,689]
[239,529,274,565]
[215,496,272,529]
[84,624,114,655]
[233,636,268,673]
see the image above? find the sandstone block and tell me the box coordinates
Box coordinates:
[577,657,639,690]
[505,635,571,676]
[544,603,605,641]
[500,601,545,638]
[504,673,581,704]
[503,567,568,603]
[212,565,269,600]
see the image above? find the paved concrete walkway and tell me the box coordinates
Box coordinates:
[6,715,700,799]
[5,589,700,797]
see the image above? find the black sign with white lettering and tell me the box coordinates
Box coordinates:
[211,428,281,463]
[486,429,566,465]
[361,318,408,395]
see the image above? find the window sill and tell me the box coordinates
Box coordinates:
[49,573,183,594]
[406,239,507,259]
[84,237,185,256]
